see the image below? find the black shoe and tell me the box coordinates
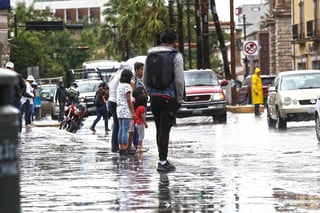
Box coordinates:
[157,161,176,172]
[119,149,136,156]
[119,149,126,155]
[90,127,96,132]
[126,149,136,155]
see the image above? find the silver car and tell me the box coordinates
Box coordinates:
[267,70,320,129]
[40,84,59,120]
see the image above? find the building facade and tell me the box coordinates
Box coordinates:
[292,0,320,70]
[32,0,106,23]
[268,0,292,74]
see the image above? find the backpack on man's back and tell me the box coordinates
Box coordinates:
[145,50,177,90]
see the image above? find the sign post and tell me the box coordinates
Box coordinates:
[243,40,259,75]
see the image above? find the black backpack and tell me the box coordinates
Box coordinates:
[145,50,177,90]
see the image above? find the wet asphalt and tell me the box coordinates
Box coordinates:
[19,112,320,213]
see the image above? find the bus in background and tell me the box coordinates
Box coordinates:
[67,60,120,86]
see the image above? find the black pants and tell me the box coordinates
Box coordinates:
[254,104,260,115]
[58,101,66,122]
[108,101,119,152]
[150,96,180,161]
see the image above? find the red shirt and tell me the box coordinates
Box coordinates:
[135,105,146,124]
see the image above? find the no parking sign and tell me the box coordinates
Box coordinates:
[243,40,259,56]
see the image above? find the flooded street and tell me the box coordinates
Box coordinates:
[19,112,320,212]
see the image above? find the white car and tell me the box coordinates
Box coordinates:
[315,92,320,142]
[267,70,320,129]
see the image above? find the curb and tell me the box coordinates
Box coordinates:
[33,123,60,128]
[227,105,264,113]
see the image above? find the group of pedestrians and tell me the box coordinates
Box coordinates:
[102,61,149,155]
[6,61,38,131]
[101,28,185,173]
[8,28,185,173]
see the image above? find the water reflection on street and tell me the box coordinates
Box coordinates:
[20,113,320,212]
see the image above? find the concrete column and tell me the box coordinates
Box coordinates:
[0,10,9,67]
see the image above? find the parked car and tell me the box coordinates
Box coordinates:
[237,74,275,105]
[76,79,103,115]
[266,70,320,129]
[40,84,59,119]
[175,69,228,123]
[315,92,320,142]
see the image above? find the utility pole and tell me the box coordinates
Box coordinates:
[187,0,192,69]
[210,0,230,79]
[230,0,237,105]
[201,0,210,68]
[177,0,184,58]
[169,0,174,29]
[195,0,203,69]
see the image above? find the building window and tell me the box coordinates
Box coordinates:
[297,62,306,69]
[312,60,320,69]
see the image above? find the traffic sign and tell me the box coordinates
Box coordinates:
[243,40,259,56]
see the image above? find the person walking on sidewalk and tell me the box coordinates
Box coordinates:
[251,67,263,117]
[117,69,136,156]
[143,28,185,172]
[90,82,110,133]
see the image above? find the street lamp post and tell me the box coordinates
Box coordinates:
[243,14,249,77]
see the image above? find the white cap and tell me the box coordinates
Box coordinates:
[26,75,35,81]
[5,61,14,69]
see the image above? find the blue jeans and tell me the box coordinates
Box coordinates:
[91,104,108,130]
[118,118,131,145]
[108,101,119,152]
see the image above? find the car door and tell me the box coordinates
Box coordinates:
[237,76,251,104]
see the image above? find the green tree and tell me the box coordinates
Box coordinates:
[99,0,226,71]
[100,0,169,61]
[8,2,91,79]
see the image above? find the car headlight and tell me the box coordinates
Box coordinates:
[283,97,292,105]
[79,98,85,102]
[212,93,225,101]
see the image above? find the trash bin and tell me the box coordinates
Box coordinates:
[0,69,20,213]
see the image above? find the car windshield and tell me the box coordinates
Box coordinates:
[280,73,320,90]
[40,85,57,95]
[77,81,100,93]
[262,77,275,85]
[185,72,219,87]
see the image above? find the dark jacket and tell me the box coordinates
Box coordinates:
[94,87,108,106]
[55,84,68,103]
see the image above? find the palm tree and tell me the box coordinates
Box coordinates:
[99,0,169,60]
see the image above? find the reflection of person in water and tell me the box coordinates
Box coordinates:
[158,173,172,212]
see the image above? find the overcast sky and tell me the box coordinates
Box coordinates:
[216,0,266,21]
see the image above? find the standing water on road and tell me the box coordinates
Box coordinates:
[20,113,320,212]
